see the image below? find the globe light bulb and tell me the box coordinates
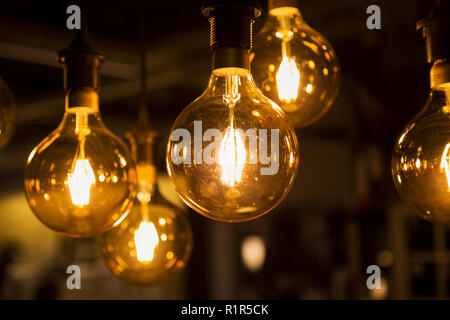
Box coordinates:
[0,77,16,149]
[392,68,450,225]
[101,130,193,286]
[166,1,299,222]
[251,0,340,128]
[392,3,450,225]
[24,32,136,237]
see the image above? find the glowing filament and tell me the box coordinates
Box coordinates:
[219,128,246,187]
[68,159,95,206]
[134,221,159,262]
[276,41,300,103]
[67,110,95,207]
[440,143,450,191]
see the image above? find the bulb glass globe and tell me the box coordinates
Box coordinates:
[392,81,450,225]
[252,6,340,127]
[101,133,193,285]
[24,88,136,237]
[166,67,299,222]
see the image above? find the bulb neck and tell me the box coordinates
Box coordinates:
[65,87,99,111]
[268,6,302,20]
[137,163,158,188]
[127,129,159,186]
[205,67,259,97]
[268,0,299,11]
[212,47,249,70]
[430,60,450,88]
[136,165,159,211]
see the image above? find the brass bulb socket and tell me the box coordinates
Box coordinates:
[430,61,450,88]
[268,0,299,11]
[65,87,99,109]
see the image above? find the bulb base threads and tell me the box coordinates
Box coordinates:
[202,0,261,69]
[417,0,450,64]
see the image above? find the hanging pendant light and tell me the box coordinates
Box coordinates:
[100,1,193,285]
[251,0,340,128]
[24,10,137,237]
[392,0,450,225]
[166,0,299,223]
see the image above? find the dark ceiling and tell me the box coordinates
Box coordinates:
[0,0,432,188]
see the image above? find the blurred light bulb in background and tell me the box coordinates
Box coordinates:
[24,34,136,237]
[0,77,16,149]
[370,277,389,300]
[166,1,299,223]
[251,0,340,128]
[241,235,266,272]
[101,130,193,286]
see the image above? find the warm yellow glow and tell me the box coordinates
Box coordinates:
[415,159,421,169]
[241,235,266,272]
[67,159,95,207]
[440,143,450,191]
[398,132,407,145]
[134,221,159,262]
[276,56,300,103]
[219,127,246,187]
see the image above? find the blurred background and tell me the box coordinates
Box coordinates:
[0,0,446,299]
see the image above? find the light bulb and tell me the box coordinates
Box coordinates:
[0,77,16,149]
[24,88,136,237]
[166,1,299,222]
[24,33,136,237]
[392,2,450,226]
[241,235,266,272]
[252,2,340,127]
[167,67,299,222]
[392,79,450,225]
[101,132,193,286]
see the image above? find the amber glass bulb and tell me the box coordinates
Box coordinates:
[0,77,16,149]
[166,67,299,222]
[101,132,193,285]
[252,6,340,127]
[24,88,136,237]
[392,63,450,225]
